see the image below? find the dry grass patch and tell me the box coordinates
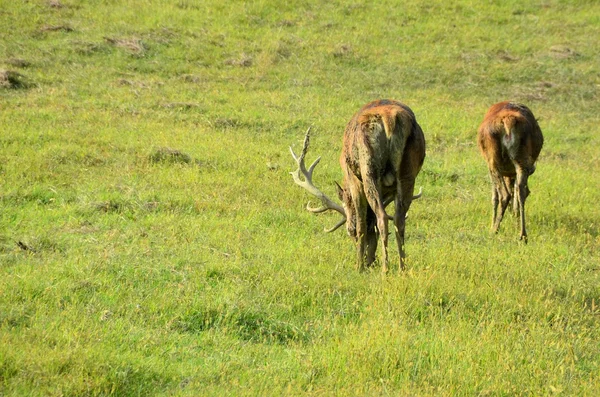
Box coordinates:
[105,37,146,56]
[0,70,28,89]
[48,0,65,8]
[4,58,31,68]
[224,53,253,67]
[149,147,196,165]
[40,24,74,32]
[549,45,580,59]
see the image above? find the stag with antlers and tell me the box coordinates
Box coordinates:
[290,99,426,272]
[477,101,544,242]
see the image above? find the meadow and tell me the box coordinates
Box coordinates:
[1,0,599,395]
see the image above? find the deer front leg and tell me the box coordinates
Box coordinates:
[365,217,378,267]
[352,193,368,272]
[394,197,406,271]
[366,193,388,274]
[355,233,366,271]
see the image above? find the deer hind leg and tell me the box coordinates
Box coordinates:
[491,171,512,233]
[375,205,389,274]
[362,180,388,273]
[504,176,518,216]
[515,167,530,243]
[491,178,499,231]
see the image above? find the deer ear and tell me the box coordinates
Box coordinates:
[335,181,344,201]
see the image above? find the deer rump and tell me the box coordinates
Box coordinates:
[477,102,543,178]
[340,100,425,271]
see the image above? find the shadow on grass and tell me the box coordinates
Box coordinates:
[54,362,174,397]
[0,70,31,89]
[173,306,308,345]
[533,212,599,238]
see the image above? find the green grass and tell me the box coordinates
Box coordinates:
[1,0,599,395]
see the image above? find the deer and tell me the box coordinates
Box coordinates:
[290,99,426,273]
[477,101,544,243]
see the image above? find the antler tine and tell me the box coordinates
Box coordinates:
[381,187,424,220]
[382,186,424,208]
[412,186,423,200]
[289,127,311,162]
[306,203,329,213]
[290,128,346,230]
[300,126,311,159]
[324,217,347,233]
[307,156,321,177]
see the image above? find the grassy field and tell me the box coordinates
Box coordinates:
[1,0,599,395]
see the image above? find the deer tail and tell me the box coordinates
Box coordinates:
[502,116,515,137]
[501,116,519,151]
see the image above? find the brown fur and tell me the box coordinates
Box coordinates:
[477,101,544,242]
[339,99,426,272]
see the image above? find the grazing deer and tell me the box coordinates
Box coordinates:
[477,101,544,243]
[290,99,426,272]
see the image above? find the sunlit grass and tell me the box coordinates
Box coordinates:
[1,0,599,395]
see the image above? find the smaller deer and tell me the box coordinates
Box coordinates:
[477,101,544,242]
[290,99,425,272]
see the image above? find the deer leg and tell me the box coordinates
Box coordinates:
[365,228,378,267]
[491,171,511,233]
[363,188,388,273]
[498,182,512,231]
[515,168,530,243]
[491,182,499,232]
[505,176,518,217]
[352,193,368,272]
[394,196,407,271]
[356,233,366,271]
[376,210,389,274]
[394,179,415,271]
[359,165,388,273]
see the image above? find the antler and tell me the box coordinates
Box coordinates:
[382,186,423,208]
[382,187,423,220]
[290,127,347,232]
[412,186,423,200]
